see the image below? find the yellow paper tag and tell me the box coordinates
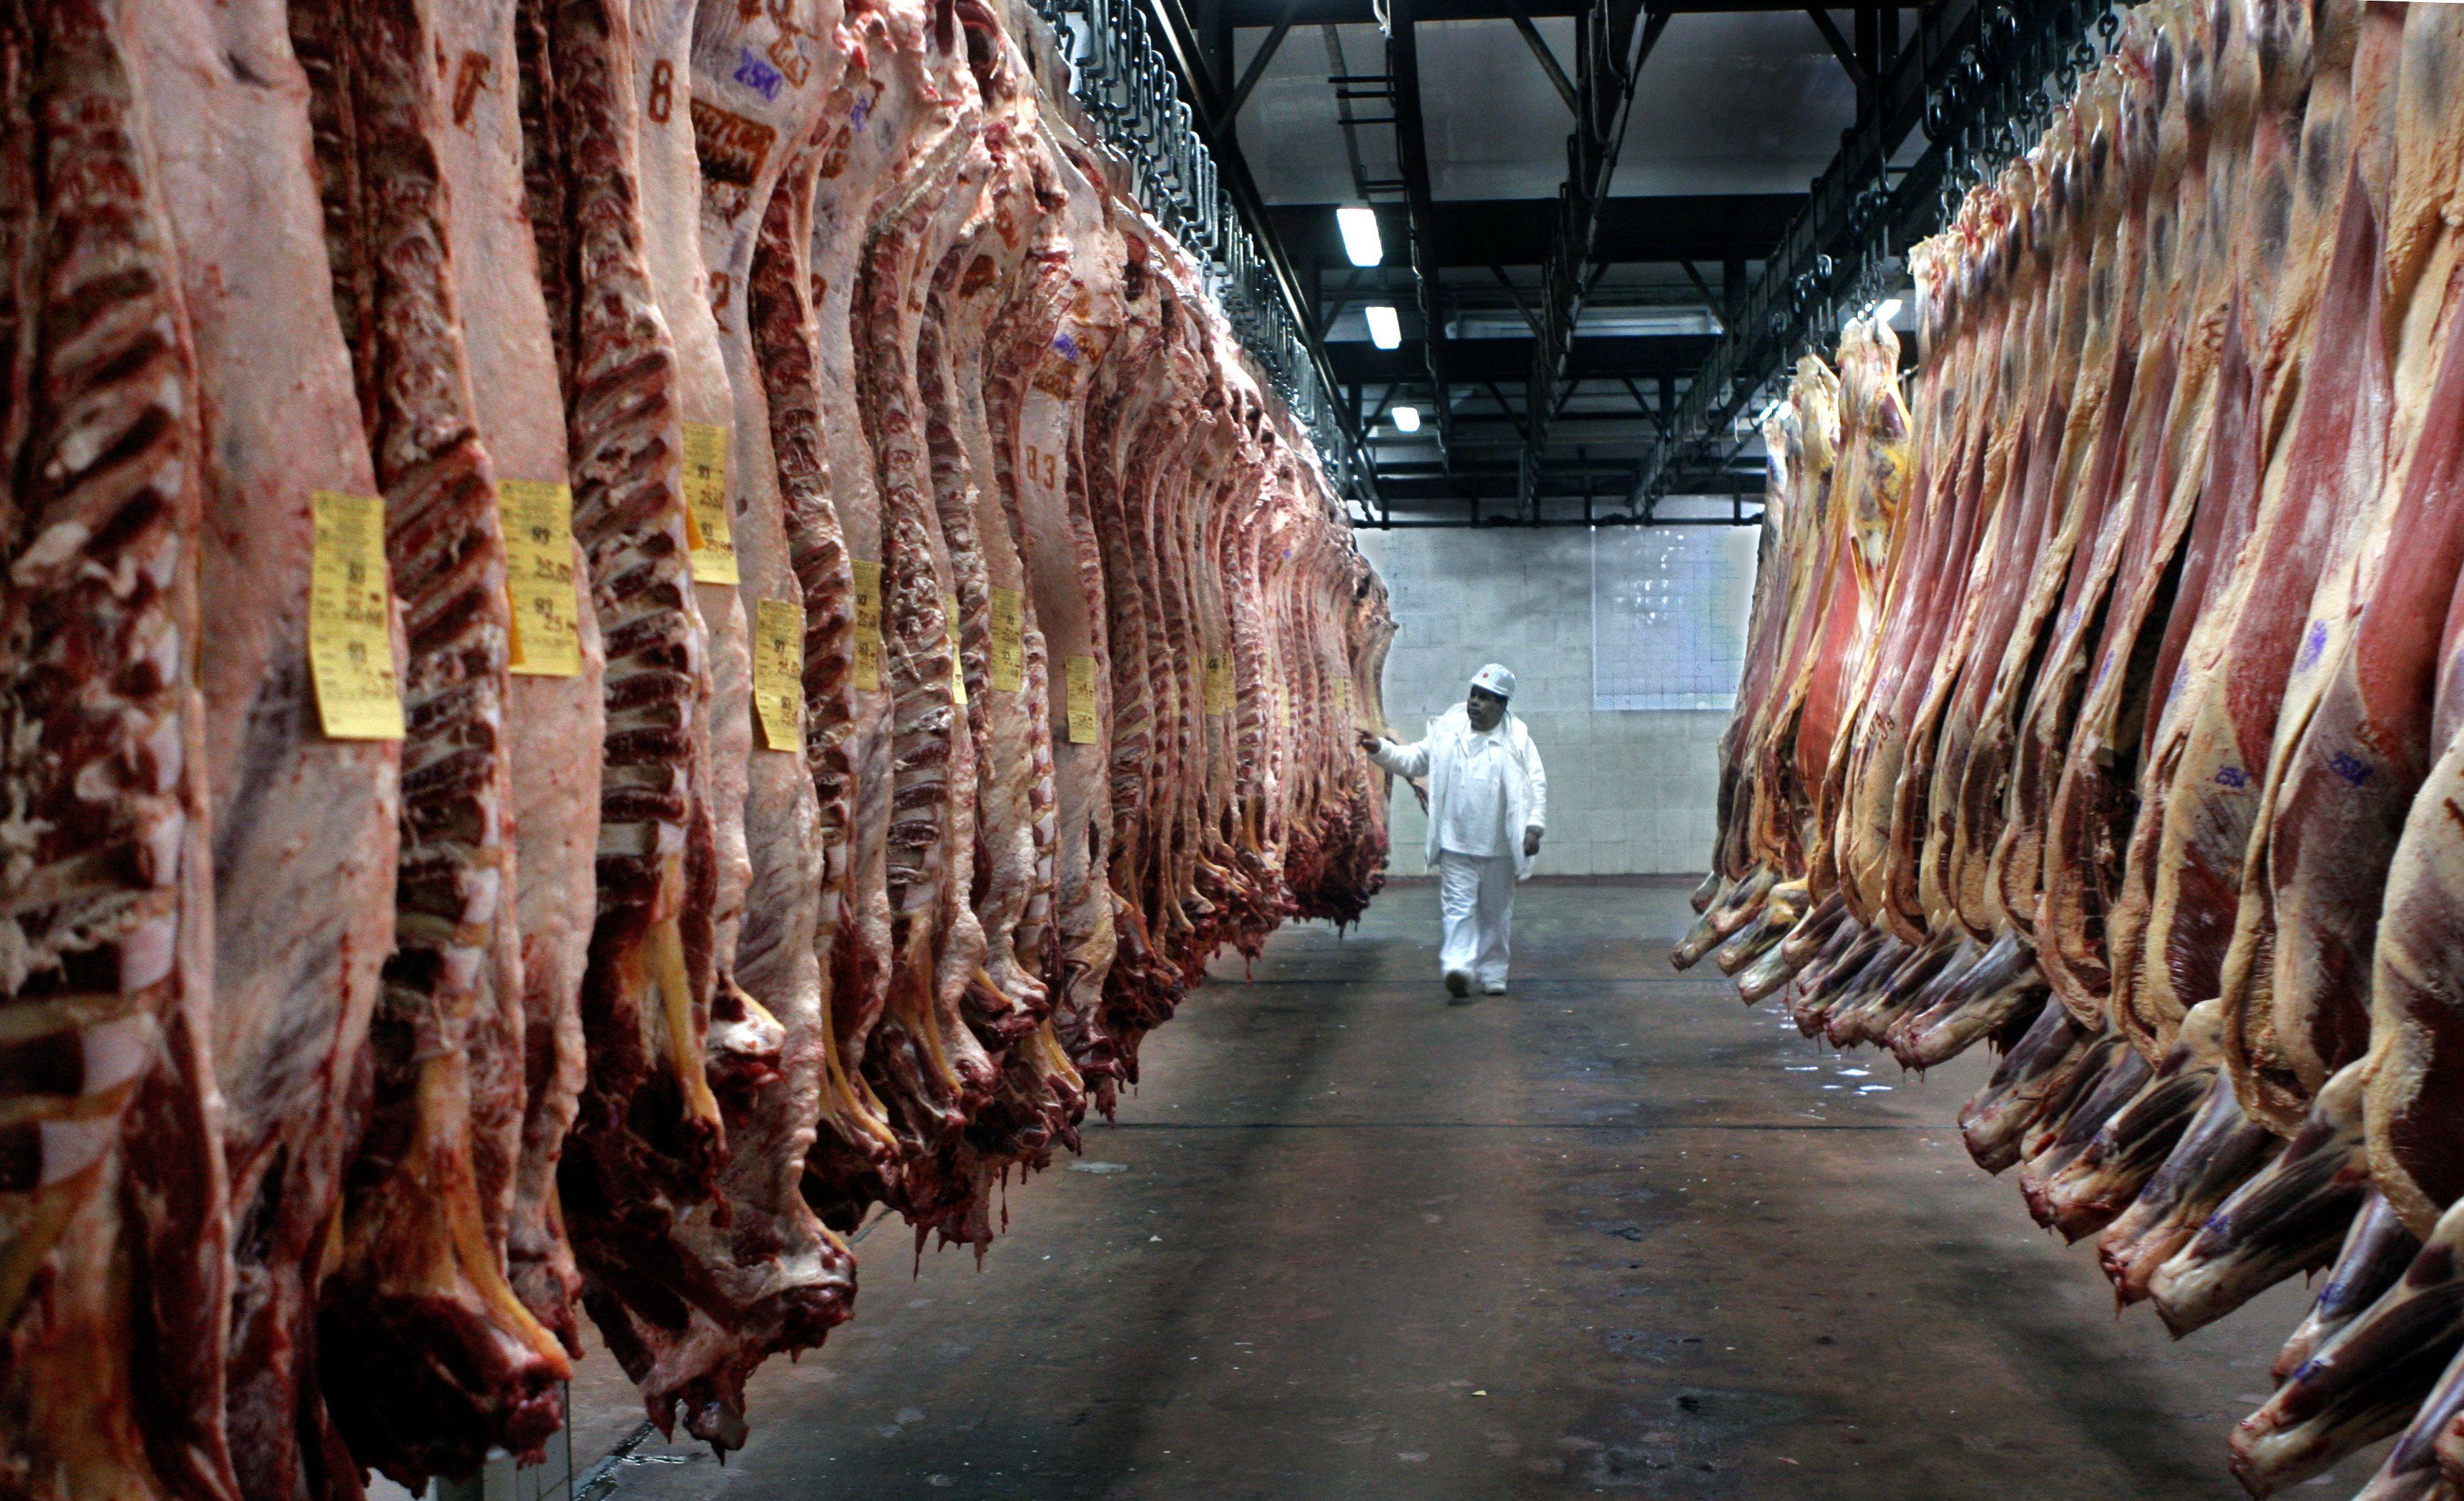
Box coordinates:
[309,490,405,741]
[497,480,582,678]
[1203,654,1233,715]
[943,592,967,705]
[851,559,883,691]
[680,422,738,585]
[989,587,1024,692]
[1065,654,1100,745]
[753,597,805,753]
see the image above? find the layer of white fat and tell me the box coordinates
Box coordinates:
[117,911,176,991]
[136,806,184,889]
[142,710,184,796]
[462,864,501,928]
[40,1113,118,1185]
[80,1012,160,1097]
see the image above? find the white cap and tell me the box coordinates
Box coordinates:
[1470,663,1515,699]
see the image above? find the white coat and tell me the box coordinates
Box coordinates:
[1372,703,1549,880]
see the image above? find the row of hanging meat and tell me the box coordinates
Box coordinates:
[0,0,1394,1497]
[1682,0,2464,1492]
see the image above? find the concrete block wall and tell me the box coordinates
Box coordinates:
[1354,527,1727,877]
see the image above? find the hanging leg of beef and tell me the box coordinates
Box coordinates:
[129,1,408,1493]
[745,114,901,1229]
[286,0,580,1479]
[449,0,607,1363]
[0,5,233,1495]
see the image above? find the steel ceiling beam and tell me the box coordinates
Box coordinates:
[1128,0,1384,510]
[1802,6,1874,89]
[1220,0,1903,19]
[1502,0,1580,112]
[1221,0,1301,124]
[1517,0,1667,518]
[1385,0,1455,461]
[1324,331,1716,382]
[1673,260,1726,330]
[1632,0,2096,511]
[1488,265,1543,333]
[1266,194,1800,273]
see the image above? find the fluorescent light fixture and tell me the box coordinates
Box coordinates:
[1450,308,1721,341]
[1874,297,1904,325]
[1364,303,1402,350]
[1336,206,1384,268]
[1391,404,1422,433]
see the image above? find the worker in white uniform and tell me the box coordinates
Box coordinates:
[1356,664,1548,997]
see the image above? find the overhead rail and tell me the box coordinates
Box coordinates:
[1516,0,1668,519]
[1386,0,1456,464]
[1217,0,1912,21]
[1631,0,2120,513]
[1028,0,1386,521]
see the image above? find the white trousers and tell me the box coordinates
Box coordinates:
[1437,850,1515,984]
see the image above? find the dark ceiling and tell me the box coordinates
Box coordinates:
[1158,0,1937,524]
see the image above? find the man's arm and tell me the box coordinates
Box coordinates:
[1361,730,1432,779]
[1522,734,1547,857]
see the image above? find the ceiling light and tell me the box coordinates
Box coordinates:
[1364,304,1402,350]
[1392,405,1421,433]
[1873,297,1904,325]
[1336,206,1384,268]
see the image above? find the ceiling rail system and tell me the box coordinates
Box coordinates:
[1630,0,2124,515]
[1030,0,1386,522]
[1207,0,1907,523]
[1385,0,1457,466]
[1516,0,1668,519]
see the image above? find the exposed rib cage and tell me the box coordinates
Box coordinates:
[286,0,575,1485]
[746,127,900,1216]
[0,4,229,1497]
[1693,4,2464,1493]
[19,0,1394,1481]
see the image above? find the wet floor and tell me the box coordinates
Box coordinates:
[568,877,2388,1500]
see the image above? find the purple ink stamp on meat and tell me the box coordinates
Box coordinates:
[735,49,785,101]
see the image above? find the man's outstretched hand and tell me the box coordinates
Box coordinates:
[1355,729,1384,756]
[1524,826,1543,859]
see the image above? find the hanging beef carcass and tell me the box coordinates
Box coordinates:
[0,4,233,1498]
[652,0,864,1444]
[514,0,730,1359]
[1990,9,2169,941]
[849,0,1006,1226]
[49,0,1390,1478]
[2216,3,2463,1135]
[2344,6,2464,1244]
[2114,0,2397,1075]
[789,0,949,1228]
[515,0,816,1452]
[1887,172,2033,944]
[1927,137,2081,942]
[129,0,408,1495]
[1839,229,1990,933]
[743,22,901,1231]
[2035,0,2232,1028]
[1955,67,2133,939]
[990,114,1128,1103]
[1693,4,2464,1490]
[1706,414,1796,892]
[442,0,608,1374]
[283,0,574,1480]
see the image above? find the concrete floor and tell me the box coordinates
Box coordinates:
[568,877,2392,1500]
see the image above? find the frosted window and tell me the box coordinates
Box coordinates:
[1590,524,1759,711]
